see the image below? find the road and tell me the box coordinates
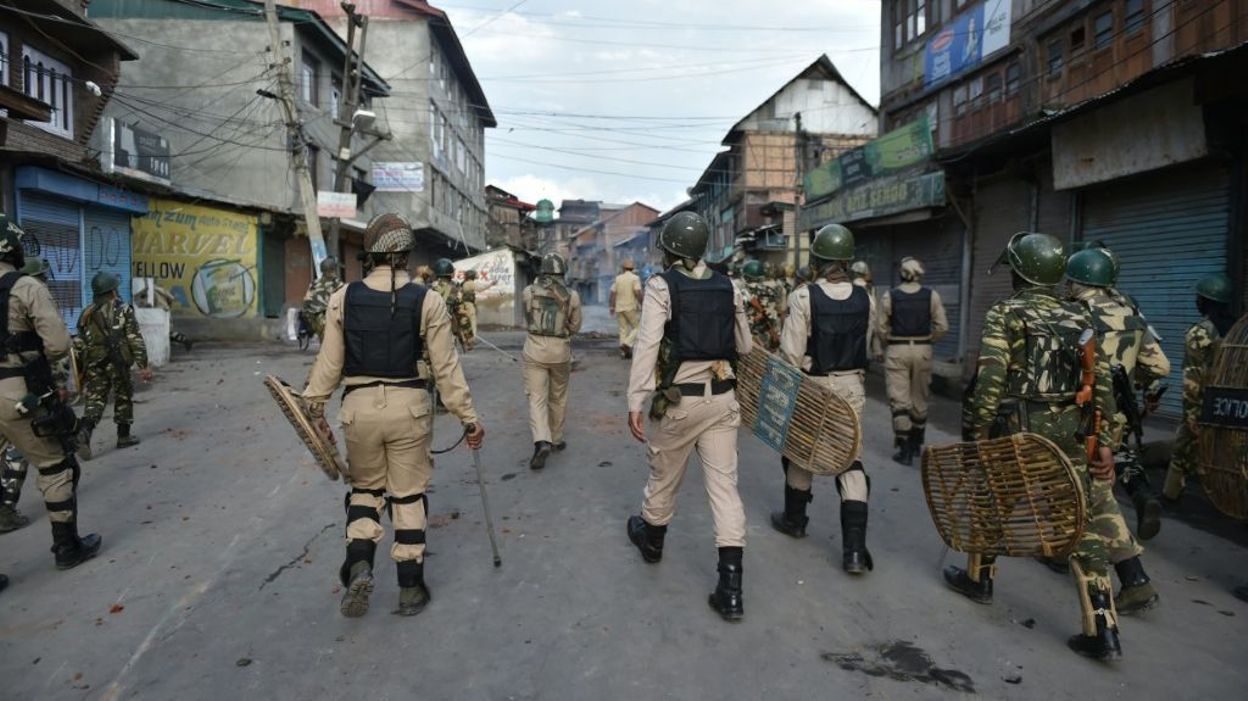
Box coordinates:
[1,334,1245,699]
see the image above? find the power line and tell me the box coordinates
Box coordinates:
[436,2,876,33]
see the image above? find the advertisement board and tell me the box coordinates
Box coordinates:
[805,117,934,202]
[371,162,425,192]
[924,0,1013,88]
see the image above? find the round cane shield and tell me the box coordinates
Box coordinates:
[1196,314,1248,520]
[264,375,348,482]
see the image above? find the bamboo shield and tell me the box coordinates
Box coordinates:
[264,375,348,482]
[1196,314,1248,520]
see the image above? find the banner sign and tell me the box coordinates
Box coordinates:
[804,117,934,201]
[108,118,171,185]
[800,172,945,229]
[752,356,802,452]
[924,0,1013,88]
[371,162,424,192]
[316,191,357,219]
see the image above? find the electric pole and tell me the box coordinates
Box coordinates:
[793,111,806,271]
[327,3,368,258]
[263,0,328,277]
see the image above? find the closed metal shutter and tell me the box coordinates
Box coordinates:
[966,177,1031,379]
[82,206,133,306]
[1082,164,1230,418]
[893,217,964,364]
[18,193,82,330]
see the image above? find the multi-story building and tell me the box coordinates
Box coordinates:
[875,0,1248,413]
[568,202,659,304]
[485,184,536,250]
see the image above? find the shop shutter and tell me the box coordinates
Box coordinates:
[82,206,133,306]
[892,217,965,364]
[1082,164,1230,418]
[966,178,1031,379]
[18,192,82,330]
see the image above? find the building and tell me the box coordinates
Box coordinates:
[877,0,1248,413]
[485,184,537,250]
[567,202,659,304]
[688,55,878,270]
[0,0,152,328]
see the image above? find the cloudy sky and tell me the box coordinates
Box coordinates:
[433,0,882,212]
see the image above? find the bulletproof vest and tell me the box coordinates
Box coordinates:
[1003,298,1086,402]
[343,281,427,378]
[1086,295,1147,374]
[890,287,933,337]
[527,279,571,338]
[661,269,736,362]
[0,272,43,357]
[807,283,870,374]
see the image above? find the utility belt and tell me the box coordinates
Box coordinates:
[342,379,428,398]
[0,365,25,380]
[803,368,866,378]
[887,338,931,346]
[993,397,1076,437]
[674,379,736,397]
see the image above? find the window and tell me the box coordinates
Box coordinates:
[1047,38,1064,76]
[0,32,8,87]
[330,75,342,120]
[301,51,319,105]
[306,144,320,190]
[1125,0,1146,34]
[893,0,929,49]
[953,84,968,117]
[21,47,73,139]
[1070,25,1086,52]
[1006,60,1021,95]
[985,72,1002,103]
[968,76,984,110]
[1094,12,1114,49]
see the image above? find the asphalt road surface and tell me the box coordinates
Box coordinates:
[1,334,1245,699]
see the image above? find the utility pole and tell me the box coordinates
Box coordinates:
[263,0,328,277]
[327,3,369,259]
[793,111,806,271]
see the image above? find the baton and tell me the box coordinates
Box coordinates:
[473,334,520,363]
[468,438,502,568]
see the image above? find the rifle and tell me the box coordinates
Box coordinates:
[1075,329,1100,463]
[1111,365,1145,454]
[90,302,131,377]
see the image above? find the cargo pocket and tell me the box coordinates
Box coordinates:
[338,408,356,443]
[726,400,742,428]
[661,407,689,436]
[408,394,432,430]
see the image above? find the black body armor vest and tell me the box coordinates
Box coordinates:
[660,270,736,362]
[343,282,427,378]
[806,283,869,374]
[890,287,933,337]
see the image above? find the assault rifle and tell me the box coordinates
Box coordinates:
[14,352,79,452]
[1075,329,1100,462]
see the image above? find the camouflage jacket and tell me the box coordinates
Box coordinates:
[744,280,782,350]
[302,276,342,317]
[1072,287,1170,387]
[1181,318,1221,424]
[77,298,149,370]
[431,279,471,343]
[966,287,1115,461]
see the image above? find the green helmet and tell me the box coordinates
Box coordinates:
[362,213,415,254]
[795,265,812,284]
[540,253,567,276]
[434,258,455,278]
[658,212,709,260]
[465,269,478,280]
[0,213,24,260]
[92,271,121,298]
[1195,272,1233,304]
[20,257,51,278]
[995,232,1066,286]
[742,260,764,281]
[319,256,339,274]
[1065,248,1115,287]
[810,224,854,262]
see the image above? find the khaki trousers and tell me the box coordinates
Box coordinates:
[785,372,869,501]
[523,357,571,444]
[617,309,640,348]
[339,385,434,563]
[641,390,746,547]
[465,303,480,337]
[0,377,75,523]
[884,342,932,433]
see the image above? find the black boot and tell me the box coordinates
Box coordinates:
[1114,556,1159,614]
[395,560,431,617]
[75,419,96,461]
[707,546,744,622]
[116,423,140,450]
[943,555,995,604]
[770,485,811,538]
[1067,590,1123,661]
[840,500,873,574]
[338,540,376,618]
[910,425,926,460]
[1129,488,1162,542]
[50,521,102,570]
[626,515,666,563]
[891,434,912,466]
[529,441,552,470]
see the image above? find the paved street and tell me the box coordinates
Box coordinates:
[1,335,1245,700]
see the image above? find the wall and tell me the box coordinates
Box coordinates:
[453,248,518,328]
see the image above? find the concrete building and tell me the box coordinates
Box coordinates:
[876,0,1248,412]
[567,202,659,304]
[485,184,536,251]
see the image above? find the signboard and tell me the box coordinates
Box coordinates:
[108,118,171,186]
[372,161,424,192]
[800,171,946,229]
[752,356,802,452]
[132,198,259,318]
[924,0,1013,88]
[805,117,934,202]
[316,190,357,219]
[1201,387,1248,429]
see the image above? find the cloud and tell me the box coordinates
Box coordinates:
[452,11,558,64]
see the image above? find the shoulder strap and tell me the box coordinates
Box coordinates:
[0,272,21,342]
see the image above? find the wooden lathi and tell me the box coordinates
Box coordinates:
[921,433,1086,558]
[1196,313,1248,520]
[735,348,860,476]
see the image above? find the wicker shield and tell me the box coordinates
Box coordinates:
[1196,314,1248,520]
[921,433,1086,558]
[263,375,348,482]
[736,348,860,475]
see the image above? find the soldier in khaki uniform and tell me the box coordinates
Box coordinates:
[0,214,100,577]
[878,257,948,465]
[609,259,642,359]
[522,253,582,470]
[771,224,876,574]
[850,260,874,298]
[303,214,485,618]
[460,269,496,338]
[625,212,752,622]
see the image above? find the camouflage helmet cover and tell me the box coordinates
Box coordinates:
[742,259,765,281]
[540,253,567,276]
[91,271,121,297]
[434,258,455,277]
[362,213,416,254]
[658,211,710,260]
[899,256,924,281]
[811,224,855,262]
[994,232,1066,286]
[0,213,24,258]
[1065,248,1115,287]
[1195,272,1233,304]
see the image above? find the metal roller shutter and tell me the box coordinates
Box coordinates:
[18,193,82,330]
[966,178,1031,378]
[1081,164,1230,418]
[82,206,133,306]
[892,217,964,364]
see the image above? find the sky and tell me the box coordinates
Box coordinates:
[434,0,882,213]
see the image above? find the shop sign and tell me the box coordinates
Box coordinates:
[800,172,945,229]
[805,117,934,201]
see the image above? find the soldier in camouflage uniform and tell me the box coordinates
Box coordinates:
[742,260,782,351]
[1065,247,1167,614]
[302,257,343,341]
[430,259,473,351]
[1162,273,1236,501]
[75,272,153,461]
[948,232,1125,662]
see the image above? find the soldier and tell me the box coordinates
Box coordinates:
[770,224,876,575]
[75,272,153,461]
[430,259,473,351]
[414,265,434,286]
[742,260,781,351]
[1162,272,1236,501]
[460,269,496,339]
[948,232,1123,661]
[134,280,193,353]
[782,262,797,295]
[793,265,812,291]
[0,213,100,571]
[303,213,485,618]
[522,253,582,470]
[1065,247,1167,612]
[302,257,343,341]
[609,259,642,359]
[878,257,949,466]
[625,211,752,622]
[850,260,874,297]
